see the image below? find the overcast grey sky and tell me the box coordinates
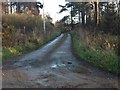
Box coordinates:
[37,0,69,23]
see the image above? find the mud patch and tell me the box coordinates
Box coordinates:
[72,66,91,74]
[36,79,49,86]
[30,59,43,67]
[32,73,55,87]
[14,59,33,67]
[2,69,29,88]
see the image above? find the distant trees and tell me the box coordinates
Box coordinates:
[2,2,43,15]
[59,1,119,34]
[100,2,118,34]
[59,2,98,27]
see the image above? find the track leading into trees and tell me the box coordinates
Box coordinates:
[2,33,119,88]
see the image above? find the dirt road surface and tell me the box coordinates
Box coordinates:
[2,34,120,88]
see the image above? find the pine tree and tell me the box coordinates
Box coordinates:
[101,3,117,34]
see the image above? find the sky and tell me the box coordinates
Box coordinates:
[37,0,69,23]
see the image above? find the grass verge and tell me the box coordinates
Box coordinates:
[72,32,120,74]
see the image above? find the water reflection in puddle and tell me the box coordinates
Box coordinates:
[56,51,66,54]
[51,63,66,69]
[51,64,57,68]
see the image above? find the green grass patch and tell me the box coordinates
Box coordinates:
[72,32,120,74]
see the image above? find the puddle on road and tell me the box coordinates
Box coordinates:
[24,66,32,69]
[56,51,66,54]
[50,61,91,74]
[51,64,57,69]
[60,64,66,67]
[51,63,66,69]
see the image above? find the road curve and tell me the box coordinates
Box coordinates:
[2,33,119,88]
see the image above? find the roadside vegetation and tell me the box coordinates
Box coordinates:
[59,2,120,74]
[2,1,120,74]
[2,14,60,61]
[2,2,62,61]
[72,30,119,74]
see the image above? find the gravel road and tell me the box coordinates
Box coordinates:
[2,33,119,88]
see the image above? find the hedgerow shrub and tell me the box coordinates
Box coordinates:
[2,14,60,60]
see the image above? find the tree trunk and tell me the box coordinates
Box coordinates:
[94,1,99,25]
[10,2,12,14]
[81,9,85,25]
[78,6,81,23]
[16,2,20,13]
[71,3,73,30]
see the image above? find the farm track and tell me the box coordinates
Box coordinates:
[2,33,119,88]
